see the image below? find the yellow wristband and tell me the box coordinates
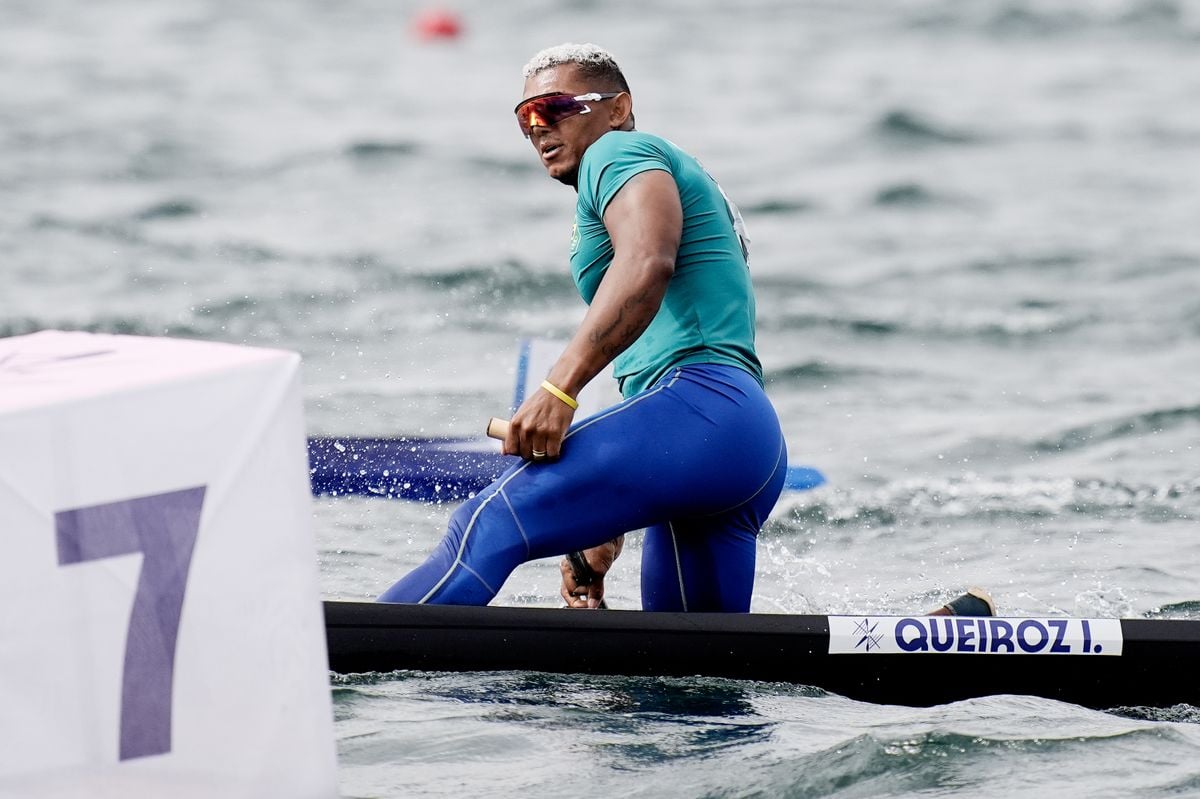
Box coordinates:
[540,380,579,410]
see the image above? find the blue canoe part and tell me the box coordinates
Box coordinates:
[784,465,826,491]
[308,437,515,503]
[308,437,826,502]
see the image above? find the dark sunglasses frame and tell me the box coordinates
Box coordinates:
[514,92,622,137]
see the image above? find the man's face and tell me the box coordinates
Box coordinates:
[519,64,618,187]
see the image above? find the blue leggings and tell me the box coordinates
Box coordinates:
[377,363,787,612]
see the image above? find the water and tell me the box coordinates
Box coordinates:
[4,0,1200,795]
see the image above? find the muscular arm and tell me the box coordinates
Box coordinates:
[504,168,683,459]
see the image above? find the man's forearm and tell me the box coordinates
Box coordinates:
[547,254,673,395]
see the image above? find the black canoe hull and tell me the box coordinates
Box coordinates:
[324,601,1200,710]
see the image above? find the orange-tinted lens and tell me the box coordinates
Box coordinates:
[515,94,587,136]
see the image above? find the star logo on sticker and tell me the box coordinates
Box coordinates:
[852,618,884,652]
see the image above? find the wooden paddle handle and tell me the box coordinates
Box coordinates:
[486,417,510,441]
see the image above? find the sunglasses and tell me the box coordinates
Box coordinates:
[514,92,622,138]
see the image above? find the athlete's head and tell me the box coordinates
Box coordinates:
[516,43,635,187]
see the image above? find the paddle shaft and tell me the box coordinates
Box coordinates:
[567,551,608,610]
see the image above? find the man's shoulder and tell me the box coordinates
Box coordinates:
[586,130,675,162]
[578,132,674,209]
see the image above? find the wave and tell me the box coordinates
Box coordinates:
[764,305,1087,341]
[988,0,1197,38]
[987,5,1110,37]
[30,212,287,264]
[125,140,225,182]
[906,0,1199,40]
[0,317,206,340]
[743,724,1187,798]
[1,296,365,342]
[411,259,577,301]
[856,251,1091,287]
[761,311,897,337]
[26,209,579,308]
[742,197,819,216]
[134,199,202,220]
[465,155,542,176]
[964,249,1091,274]
[776,474,1200,528]
[1035,404,1200,453]
[329,671,408,687]
[750,274,831,293]
[123,136,422,183]
[872,109,982,148]
[1109,703,1200,725]
[32,213,146,245]
[1143,599,1200,619]
[871,181,966,208]
[29,211,512,301]
[764,360,882,386]
[343,140,420,160]
[751,733,937,796]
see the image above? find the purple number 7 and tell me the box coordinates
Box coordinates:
[56,486,205,761]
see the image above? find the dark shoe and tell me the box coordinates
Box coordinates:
[943,587,996,617]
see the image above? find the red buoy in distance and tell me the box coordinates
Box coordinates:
[412,8,463,41]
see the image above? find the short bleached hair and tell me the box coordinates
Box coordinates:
[522,43,631,92]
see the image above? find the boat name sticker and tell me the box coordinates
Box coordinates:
[827,616,1124,656]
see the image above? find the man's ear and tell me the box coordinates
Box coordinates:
[610,92,634,130]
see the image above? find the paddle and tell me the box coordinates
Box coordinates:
[486,417,608,609]
[565,550,609,610]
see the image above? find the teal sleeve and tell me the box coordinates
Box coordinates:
[581,133,674,218]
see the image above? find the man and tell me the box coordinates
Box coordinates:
[377,42,784,611]
[378,42,785,611]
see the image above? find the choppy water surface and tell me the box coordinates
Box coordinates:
[5,0,1200,796]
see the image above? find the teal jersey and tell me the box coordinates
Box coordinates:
[571,131,762,397]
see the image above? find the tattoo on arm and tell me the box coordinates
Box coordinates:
[589,289,654,357]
